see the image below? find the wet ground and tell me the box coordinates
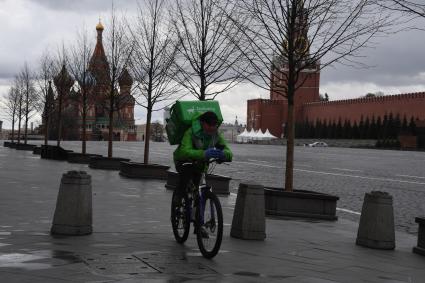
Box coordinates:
[0,144,425,282]
[23,140,425,234]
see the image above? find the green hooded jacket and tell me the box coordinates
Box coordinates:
[173,113,232,172]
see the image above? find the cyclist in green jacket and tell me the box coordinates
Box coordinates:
[173,111,233,193]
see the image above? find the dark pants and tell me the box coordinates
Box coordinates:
[175,162,202,195]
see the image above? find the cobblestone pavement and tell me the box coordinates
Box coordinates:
[21,140,425,234]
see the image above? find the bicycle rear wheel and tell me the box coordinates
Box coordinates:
[196,191,223,259]
[171,190,190,243]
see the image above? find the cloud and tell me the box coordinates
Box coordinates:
[25,0,134,12]
[321,81,425,101]
[321,23,425,87]
[2,0,425,130]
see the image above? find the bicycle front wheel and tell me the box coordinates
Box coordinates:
[196,191,223,259]
[171,190,190,243]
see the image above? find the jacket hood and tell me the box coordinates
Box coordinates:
[191,111,222,138]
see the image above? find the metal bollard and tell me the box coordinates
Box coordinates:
[51,171,92,235]
[356,191,395,249]
[231,182,266,240]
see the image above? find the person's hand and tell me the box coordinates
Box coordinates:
[205,148,224,160]
[217,150,225,161]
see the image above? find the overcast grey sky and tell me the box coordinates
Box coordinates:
[1,0,425,129]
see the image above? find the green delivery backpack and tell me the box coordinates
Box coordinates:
[165,100,223,145]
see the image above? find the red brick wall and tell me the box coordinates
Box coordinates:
[302,93,425,124]
[247,99,287,138]
[248,68,320,137]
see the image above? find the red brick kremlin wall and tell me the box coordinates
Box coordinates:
[247,68,321,138]
[303,92,425,124]
[247,92,425,138]
[247,99,287,137]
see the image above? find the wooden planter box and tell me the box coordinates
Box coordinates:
[206,174,231,195]
[164,170,231,195]
[264,188,339,220]
[33,146,42,155]
[41,145,72,160]
[119,162,170,180]
[68,153,102,164]
[165,171,180,190]
[3,141,13,147]
[15,143,37,151]
[413,217,425,256]
[89,156,130,170]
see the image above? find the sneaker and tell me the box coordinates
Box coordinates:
[194,227,209,238]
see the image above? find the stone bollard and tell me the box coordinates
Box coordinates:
[356,191,395,249]
[413,217,425,256]
[51,171,92,235]
[231,182,266,240]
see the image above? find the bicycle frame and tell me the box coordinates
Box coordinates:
[172,159,224,258]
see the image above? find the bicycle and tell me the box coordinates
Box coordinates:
[170,159,224,259]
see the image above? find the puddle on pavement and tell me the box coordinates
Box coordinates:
[51,250,82,264]
[234,271,262,277]
[232,271,293,280]
[0,250,82,271]
[0,253,50,270]
[0,232,11,235]
[121,194,141,198]
[91,243,125,248]
[185,252,203,257]
[29,232,49,236]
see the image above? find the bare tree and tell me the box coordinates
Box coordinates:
[0,87,19,142]
[19,63,37,144]
[378,0,425,18]
[35,50,57,146]
[67,28,96,154]
[51,44,73,147]
[171,0,247,100]
[130,0,180,164]
[230,0,396,191]
[150,121,165,142]
[14,76,25,144]
[103,4,134,158]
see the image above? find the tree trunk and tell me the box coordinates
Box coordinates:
[24,88,29,145]
[11,111,15,143]
[144,108,152,164]
[108,97,114,158]
[82,94,87,155]
[284,59,296,192]
[284,101,295,192]
[57,93,63,147]
[17,99,22,144]
[44,115,48,146]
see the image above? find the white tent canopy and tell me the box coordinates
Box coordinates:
[263,129,278,140]
[236,128,249,143]
[237,128,278,143]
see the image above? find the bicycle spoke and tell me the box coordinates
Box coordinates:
[171,190,190,243]
[196,192,223,259]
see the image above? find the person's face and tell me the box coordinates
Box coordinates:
[201,121,218,135]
